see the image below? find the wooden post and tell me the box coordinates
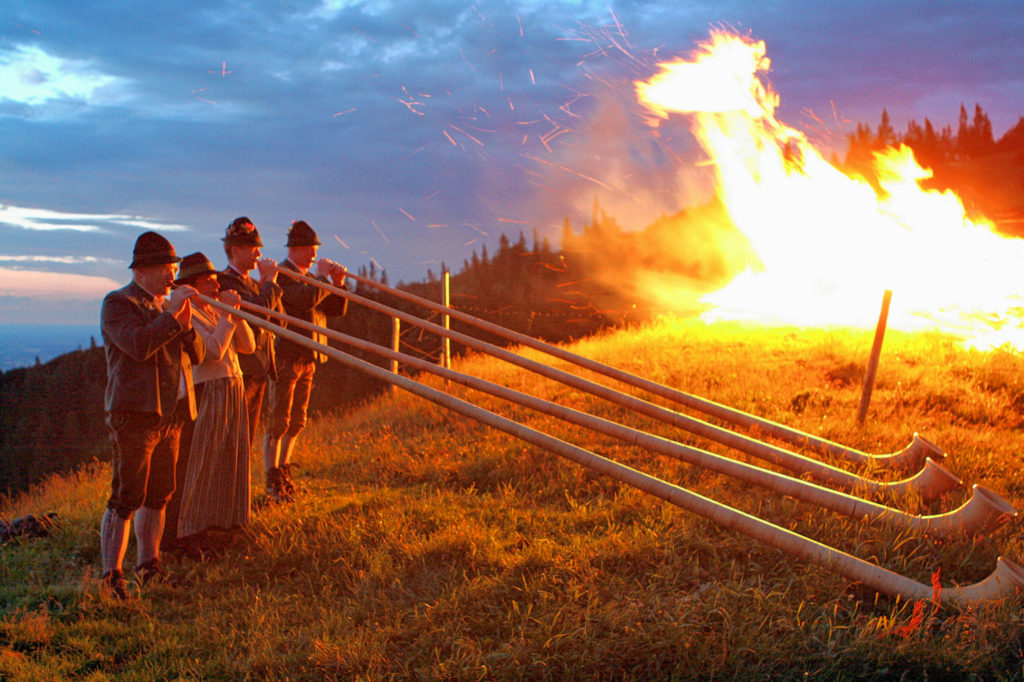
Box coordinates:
[391,317,400,393]
[441,269,451,370]
[857,289,893,425]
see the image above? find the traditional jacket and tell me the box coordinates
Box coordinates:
[101,281,205,418]
[276,258,348,362]
[217,265,283,380]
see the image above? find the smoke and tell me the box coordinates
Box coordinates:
[528,83,756,316]
[536,86,711,227]
[561,196,757,316]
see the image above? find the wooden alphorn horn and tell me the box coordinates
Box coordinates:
[201,294,1024,605]
[236,297,1017,539]
[341,269,943,471]
[271,271,961,503]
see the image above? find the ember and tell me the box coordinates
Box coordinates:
[635,30,1024,350]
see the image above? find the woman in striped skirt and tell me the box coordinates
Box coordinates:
[174,253,256,551]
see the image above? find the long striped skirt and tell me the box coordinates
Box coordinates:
[177,375,251,538]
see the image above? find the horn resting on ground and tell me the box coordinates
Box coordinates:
[200,289,1023,605]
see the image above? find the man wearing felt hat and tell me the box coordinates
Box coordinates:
[216,217,283,453]
[263,219,348,502]
[98,231,205,597]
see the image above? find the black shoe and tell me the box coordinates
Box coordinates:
[136,557,186,588]
[176,535,205,562]
[136,557,165,586]
[102,569,128,600]
[202,527,241,551]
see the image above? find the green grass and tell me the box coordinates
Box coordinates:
[2,317,1022,679]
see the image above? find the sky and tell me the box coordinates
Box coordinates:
[2,0,1023,326]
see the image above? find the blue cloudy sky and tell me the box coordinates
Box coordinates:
[2,1,1023,325]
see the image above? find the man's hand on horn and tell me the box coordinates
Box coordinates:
[168,285,196,329]
[218,289,242,309]
[315,257,336,279]
[257,258,278,284]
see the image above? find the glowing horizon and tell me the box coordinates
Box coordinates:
[0,267,120,300]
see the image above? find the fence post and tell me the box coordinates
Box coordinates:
[857,289,892,425]
[391,316,400,393]
[441,269,451,371]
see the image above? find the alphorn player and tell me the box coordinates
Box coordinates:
[173,252,255,551]
[216,217,283,452]
[99,231,204,598]
[263,220,348,502]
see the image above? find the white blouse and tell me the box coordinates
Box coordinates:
[191,304,255,385]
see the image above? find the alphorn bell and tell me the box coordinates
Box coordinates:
[341,270,943,471]
[237,297,1017,539]
[200,294,1024,605]
[274,270,961,503]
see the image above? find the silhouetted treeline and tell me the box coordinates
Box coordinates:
[0,346,109,493]
[844,104,1024,229]
[845,103,1003,171]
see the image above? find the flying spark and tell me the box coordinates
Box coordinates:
[449,125,484,146]
[370,219,390,244]
[463,223,488,236]
[191,87,216,104]
[558,165,614,190]
[207,61,232,77]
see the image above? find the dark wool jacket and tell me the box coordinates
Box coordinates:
[275,258,348,362]
[101,281,206,418]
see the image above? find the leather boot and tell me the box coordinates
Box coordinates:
[264,467,280,501]
[278,435,299,496]
[101,569,128,600]
[265,467,292,503]
[278,463,295,497]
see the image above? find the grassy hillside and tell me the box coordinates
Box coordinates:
[1,317,1022,679]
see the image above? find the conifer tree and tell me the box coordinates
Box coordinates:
[876,108,895,147]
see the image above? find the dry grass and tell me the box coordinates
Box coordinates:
[1,317,1022,679]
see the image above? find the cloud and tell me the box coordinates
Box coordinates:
[0,204,191,234]
[0,254,120,265]
[0,44,129,112]
[0,267,119,299]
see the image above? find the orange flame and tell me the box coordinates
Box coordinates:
[635,30,1024,349]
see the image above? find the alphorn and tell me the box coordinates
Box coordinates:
[202,294,1024,604]
[274,270,961,503]
[343,270,941,471]
[238,298,1016,538]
